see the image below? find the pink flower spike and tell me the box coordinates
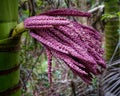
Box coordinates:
[25,15,67,20]
[25,19,70,26]
[24,8,106,84]
[45,47,52,84]
[40,8,91,17]
[25,25,53,29]
[24,15,70,29]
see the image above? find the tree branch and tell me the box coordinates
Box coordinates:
[88,5,104,13]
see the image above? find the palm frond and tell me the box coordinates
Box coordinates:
[102,42,120,96]
[102,63,120,96]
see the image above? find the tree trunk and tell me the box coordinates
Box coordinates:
[76,0,87,25]
[0,0,21,96]
[104,0,120,61]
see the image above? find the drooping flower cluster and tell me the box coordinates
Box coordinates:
[24,9,106,84]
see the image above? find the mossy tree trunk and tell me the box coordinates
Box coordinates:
[0,0,21,96]
[104,0,120,61]
[98,0,120,96]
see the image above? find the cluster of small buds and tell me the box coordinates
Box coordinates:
[45,47,52,84]
[24,15,70,29]
[24,9,106,84]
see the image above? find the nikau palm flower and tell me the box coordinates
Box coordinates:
[24,9,106,84]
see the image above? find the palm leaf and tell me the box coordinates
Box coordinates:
[102,42,120,96]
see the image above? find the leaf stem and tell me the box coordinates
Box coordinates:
[11,22,28,38]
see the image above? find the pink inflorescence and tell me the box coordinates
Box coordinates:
[24,9,106,84]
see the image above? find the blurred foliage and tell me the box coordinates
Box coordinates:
[102,12,120,21]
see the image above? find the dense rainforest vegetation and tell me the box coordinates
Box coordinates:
[0,0,120,96]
